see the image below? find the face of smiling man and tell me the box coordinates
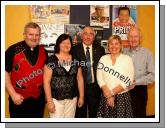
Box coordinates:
[128,27,141,49]
[24,27,41,48]
[81,27,95,46]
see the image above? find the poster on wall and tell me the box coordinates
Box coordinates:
[91,26,103,45]
[90,5,110,28]
[30,5,70,24]
[39,23,64,55]
[64,24,85,46]
[101,40,109,54]
[112,5,137,47]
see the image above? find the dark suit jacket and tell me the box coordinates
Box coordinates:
[73,43,105,85]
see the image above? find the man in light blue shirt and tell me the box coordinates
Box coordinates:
[124,27,155,118]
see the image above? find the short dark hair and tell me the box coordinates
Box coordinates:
[118,7,130,16]
[24,22,41,33]
[54,33,73,54]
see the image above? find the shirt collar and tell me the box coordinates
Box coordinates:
[83,43,92,50]
[130,45,141,52]
[23,40,39,51]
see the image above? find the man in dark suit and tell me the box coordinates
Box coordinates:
[73,26,105,118]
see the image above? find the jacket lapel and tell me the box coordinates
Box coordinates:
[79,43,86,61]
[92,44,97,63]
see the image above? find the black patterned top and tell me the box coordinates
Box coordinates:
[45,55,79,100]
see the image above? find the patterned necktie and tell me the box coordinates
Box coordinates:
[86,46,92,84]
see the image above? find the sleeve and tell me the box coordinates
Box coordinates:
[135,50,155,85]
[76,57,81,68]
[96,57,106,88]
[120,56,135,89]
[72,46,83,68]
[44,49,48,60]
[72,56,81,68]
[45,55,56,70]
[101,46,106,56]
[5,45,15,73]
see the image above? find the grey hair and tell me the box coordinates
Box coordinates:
[81,26,96,36]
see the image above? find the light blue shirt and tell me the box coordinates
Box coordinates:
[123,46,155,85]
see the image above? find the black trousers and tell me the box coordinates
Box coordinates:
[75,83,101,118]
[130,85,148,118]
[9,93,45,118]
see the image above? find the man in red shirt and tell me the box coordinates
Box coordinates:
[5,22,47,118]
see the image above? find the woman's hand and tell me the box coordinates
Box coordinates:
[78,97,84,108]
[106,96,115,108]
[103,88,112,99]
[47,101,55,113]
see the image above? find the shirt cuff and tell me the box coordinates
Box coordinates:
[120,82,127,89]
[97,81,106,88]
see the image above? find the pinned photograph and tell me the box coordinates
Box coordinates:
[90,5,110,28]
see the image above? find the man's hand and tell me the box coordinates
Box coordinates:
[11,92,24,105]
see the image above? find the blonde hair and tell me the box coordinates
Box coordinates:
[108,35,123,53]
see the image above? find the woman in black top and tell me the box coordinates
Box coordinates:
[43,34,84,118]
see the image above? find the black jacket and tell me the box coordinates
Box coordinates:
[72,43,105,84]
